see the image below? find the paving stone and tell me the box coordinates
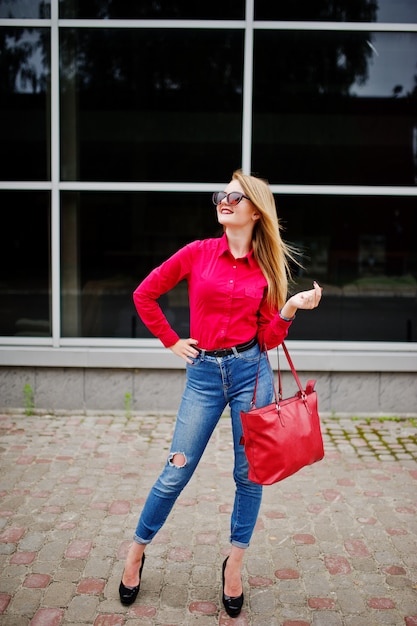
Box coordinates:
[93,615,125,626]
[66,594,99,622]
[324,555,352,575]
[9,587,43,616]
[30,607,64,626]
[9,551,36,565]
[248,575,273,587]
[189,601,217,615]
[65,540,93,559]
[308,597,336,610]
[77,578,106,595]
[0,412,416,624]
[43,581,76,607]
[126,604,157,620]
[0,527,26,543]
[0,593,11,613]
[344,539,370,557]
[23,573,51,588]
[275,568,300,580]
[367,597,396,609]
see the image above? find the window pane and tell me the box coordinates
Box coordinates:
[254,0,416,23]
[0,27,50,181]
[279,194,417,341]
[60,29,244,183]
[60,191,222,338]
[61,190,416,342]
[253,31,417,186]
[0,191,51,337]
[0,1,50,18]
[59,0,244,20]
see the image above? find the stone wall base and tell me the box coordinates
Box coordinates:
[1,367,416,416]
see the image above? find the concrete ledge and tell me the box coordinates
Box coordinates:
[1,340,416,371]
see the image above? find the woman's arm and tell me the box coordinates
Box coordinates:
[258,281,322,350]
[280,281,322,320]
[133,243,196,348]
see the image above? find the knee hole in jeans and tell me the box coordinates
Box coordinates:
[168,452,187,468]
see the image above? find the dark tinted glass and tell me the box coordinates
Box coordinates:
[59,0,244,20]
[0,27,50,181]
[0,0,50,18]
[254,0,416,23]
[278,194,417,342]
[0,191,51,336]
[60,29,244,183]
[60,191,222,338]
[252,30,417,185]
[60,191,416,341]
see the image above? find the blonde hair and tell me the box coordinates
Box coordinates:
[232,169,296,310]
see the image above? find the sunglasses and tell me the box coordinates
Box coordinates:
[212,191,251,206]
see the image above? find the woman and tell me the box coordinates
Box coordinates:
[119,170,322,617]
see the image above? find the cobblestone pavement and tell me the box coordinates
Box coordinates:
[0,410,416,626]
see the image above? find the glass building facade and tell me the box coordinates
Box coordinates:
[0,1,416,372]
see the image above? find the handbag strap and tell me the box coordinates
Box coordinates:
[250,342,305,408]
[280,343,305,396]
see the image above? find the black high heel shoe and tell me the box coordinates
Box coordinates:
[119,553,146,606]
[222,556,244,618]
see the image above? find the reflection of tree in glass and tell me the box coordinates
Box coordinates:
[59,28,244,113]
[0,27,49,94]
[2,0,415,107]
[57,1,383,111]
[0,0,49,19]
[256,31,374,106]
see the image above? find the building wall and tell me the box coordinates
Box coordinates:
[1,3,416,411]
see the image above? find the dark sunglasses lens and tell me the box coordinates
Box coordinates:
[212,192,226,205]
[228,192,243,205]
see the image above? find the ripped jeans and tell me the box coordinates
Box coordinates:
[133,343,274,549]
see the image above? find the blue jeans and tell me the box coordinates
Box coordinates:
[133,343,274,549]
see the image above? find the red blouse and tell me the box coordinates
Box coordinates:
[133,234,292,351]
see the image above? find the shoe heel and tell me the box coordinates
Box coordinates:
[119,553,146,606]
[222,557,244,618]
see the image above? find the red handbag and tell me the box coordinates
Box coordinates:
[240,343,324,485]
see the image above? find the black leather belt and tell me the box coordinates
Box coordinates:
[198,336,257,357]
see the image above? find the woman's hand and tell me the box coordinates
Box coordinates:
[169,338,199,364]
[281,281,322,319]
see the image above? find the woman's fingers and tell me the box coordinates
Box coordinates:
[296,282,322,309]
[170,338,199,363]
[312,281,323,306]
